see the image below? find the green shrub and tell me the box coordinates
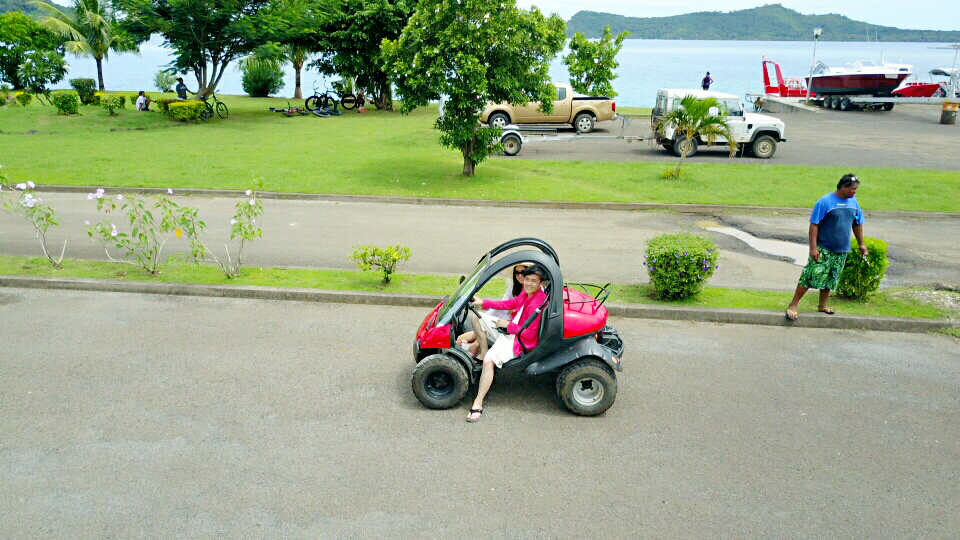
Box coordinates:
[15,91,32,106]
[69,78,97,104]
[154,70,176,92]
[350,244,412,283]
[1,84,12,106]
[156,98,178,113]
[836,237,889,300]
[167,100,206,121]
[645,233,719,300]
[51,90,80,115]
[101,95,124,116]
[241,60,285,97]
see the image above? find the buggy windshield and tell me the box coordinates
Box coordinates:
[436,254,489,325]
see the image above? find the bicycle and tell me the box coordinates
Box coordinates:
[304,81,361,112]
[199,93,228,119]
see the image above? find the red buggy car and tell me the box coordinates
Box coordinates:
[412,238,624,416]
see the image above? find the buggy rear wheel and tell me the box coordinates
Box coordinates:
[556,358,617,416]
[412,354,469,409]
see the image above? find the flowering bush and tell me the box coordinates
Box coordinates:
[836,236,889,300]
[176,179,265,278]
[87,188,200,275]
[0,169,65,267]
[644,233,719,300]
[51,90,80,115]
[351,244,412,283]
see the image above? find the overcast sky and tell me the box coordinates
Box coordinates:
[517,0,960,32]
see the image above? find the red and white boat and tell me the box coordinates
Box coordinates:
[893,68,960,98]
[808,59,912,97]
[761,56,814,98]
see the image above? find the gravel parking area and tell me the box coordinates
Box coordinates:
[502,104,960,170]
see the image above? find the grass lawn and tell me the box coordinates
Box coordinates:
[0,255,951,320]
[1,94,958,212]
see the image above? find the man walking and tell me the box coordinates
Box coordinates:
[701,71,713,90]
[786,174,868,320]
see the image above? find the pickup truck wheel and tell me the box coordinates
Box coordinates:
[501,133,522,156]
[673,136,698,158]
[661,143,674,154]
[488,112,510,129]
[573,112,595,133]
[750,135,777,159]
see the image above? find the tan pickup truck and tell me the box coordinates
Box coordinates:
[479,83,617,133]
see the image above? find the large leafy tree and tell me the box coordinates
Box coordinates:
[0,11,64,89]
[120,0,290,98]
[306,0,413,110]
[17,50,68,102]
[654,95,735,177]
[31,0,138,91]
[383,0,565,176]
[563,25,628,98]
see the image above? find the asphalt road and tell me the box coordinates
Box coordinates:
[505,104,960,170]
[1,289,957,537]
[2,193,958,290]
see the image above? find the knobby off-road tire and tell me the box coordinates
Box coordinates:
[412,354,469,409]
[556,358,617,416]
[488,112,510,129]
[501,133,522,156]
[573,112,595,133]
[750,134,777,159]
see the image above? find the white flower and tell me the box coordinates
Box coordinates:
[167,188,174,195]
[117,194,123,200]
[87,193,94,200]
[16,183,26,190]
[249,199,255,206]
[245,189,252,196]
[111,229,118,237]
[230,219,237,225]
[96,188,104,195]
[96,192,103,199]
[85,220,90,225]
[27,181,35,188]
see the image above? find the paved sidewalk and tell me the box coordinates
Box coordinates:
[2,190,957,333]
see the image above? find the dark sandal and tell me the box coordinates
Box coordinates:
[818,307,835,314]
[466,408,484,422]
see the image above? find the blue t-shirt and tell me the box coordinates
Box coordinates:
[810,193,865,253]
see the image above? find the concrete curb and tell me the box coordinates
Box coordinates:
[33,186,960,220]
[3,275,954,335]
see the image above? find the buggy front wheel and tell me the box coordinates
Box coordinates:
[412,354,469,409]
[556,358,617,416]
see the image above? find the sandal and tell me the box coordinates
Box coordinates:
[818,307,835,315]
[785,309,798,321]
[466,408,484,422]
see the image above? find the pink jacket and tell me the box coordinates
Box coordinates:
[482,288,548,357]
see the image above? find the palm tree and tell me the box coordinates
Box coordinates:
[31,0,138,91]
[289,45,309,100]
[655,95,735,177]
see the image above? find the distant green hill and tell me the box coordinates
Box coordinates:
[567,4,960,42]
[1,0,72,18]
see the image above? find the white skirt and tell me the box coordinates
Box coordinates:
[485,334,516,368]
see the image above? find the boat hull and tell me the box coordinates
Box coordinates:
[810,73,911,96]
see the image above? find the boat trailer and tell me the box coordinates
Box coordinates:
[499,115,647,156]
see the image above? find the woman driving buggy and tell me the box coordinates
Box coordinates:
[455,263,528,357]
[464,264,549,422]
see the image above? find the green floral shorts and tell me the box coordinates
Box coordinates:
[798,247,848,290]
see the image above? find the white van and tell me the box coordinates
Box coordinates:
[651,89,786,159]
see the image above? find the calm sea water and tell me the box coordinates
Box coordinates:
[52,36,959,107]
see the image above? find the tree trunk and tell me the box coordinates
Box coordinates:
[293,61,302,99]
[461,145,475,176]
[96,57,105,91]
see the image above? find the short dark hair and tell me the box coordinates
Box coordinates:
[522,264,547,281]
[837,173,859,190]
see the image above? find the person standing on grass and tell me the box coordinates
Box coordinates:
[786,174,868,320]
